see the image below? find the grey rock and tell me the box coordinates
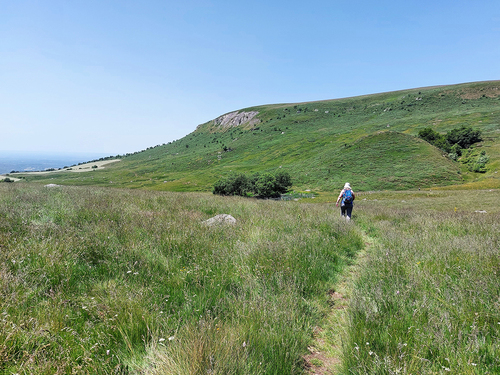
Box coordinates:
[203,214,237,226]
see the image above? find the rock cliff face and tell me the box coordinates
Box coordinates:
[213,111,260,129]
[197,111,260,132]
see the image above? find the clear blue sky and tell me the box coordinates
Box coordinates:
[1,0,499,155]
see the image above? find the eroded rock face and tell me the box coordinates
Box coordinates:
[213,111,260,130]
[203,214,237,226]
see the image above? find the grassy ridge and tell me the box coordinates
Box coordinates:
[17,81,500,192]
[0,184,362,374]
[342,191,500,374]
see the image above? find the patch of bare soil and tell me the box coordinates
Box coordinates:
[14,159,121,175]
[460,86,500,99]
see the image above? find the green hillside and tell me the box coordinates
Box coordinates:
[17,81,500,191]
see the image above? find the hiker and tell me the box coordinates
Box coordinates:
[336,182,355,220]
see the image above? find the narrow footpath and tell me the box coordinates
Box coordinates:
[303,231,375,375]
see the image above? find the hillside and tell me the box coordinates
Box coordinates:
[17,81,500,191]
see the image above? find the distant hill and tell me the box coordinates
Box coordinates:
[19,81,500,192]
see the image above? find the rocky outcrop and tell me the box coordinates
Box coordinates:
[213,111,260,130]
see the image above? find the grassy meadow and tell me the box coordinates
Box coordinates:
[341,190,500,374]
[0,184,362,374]
[15,81,500,192]
[2,81,500,374]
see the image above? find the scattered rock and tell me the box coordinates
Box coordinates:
[203,214,237,226]
[44,184,61,188]
[475,210,487,214]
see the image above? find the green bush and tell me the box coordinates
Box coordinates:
[213,171,292,198]
[459,149,489,173]
[418,127,450,152]
[212,172,251,196]
[253,171,292,198]
[419,126,483,163]
[446,125,482,149]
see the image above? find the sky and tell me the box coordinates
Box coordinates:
[1,0,499,155]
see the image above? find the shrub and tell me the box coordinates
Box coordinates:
[419,125,483,156]
[460,149,489,173]
[213,171,292,198]
[446,125,482,149]
[253,171,292,198]
[212,172,251,196]
[471,150,489,173]
[450,143,462,157]
[418,128,450,152]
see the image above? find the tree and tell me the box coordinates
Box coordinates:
[213,171,292,198]
[212,172,250,196]
[446,126,482,149]
[253,171,292,198]
[418,128,450,152]
[418,125,482,153]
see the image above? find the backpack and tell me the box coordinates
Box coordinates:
[343,189,354,204]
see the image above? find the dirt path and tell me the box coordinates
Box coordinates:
[304,231,375,374]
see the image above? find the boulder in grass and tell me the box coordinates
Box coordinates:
[203,214,236,226]
[44,184,61,188]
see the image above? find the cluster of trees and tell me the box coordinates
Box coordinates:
[418,125,489,172]
[418,125,483,159]
[213,171,292,198]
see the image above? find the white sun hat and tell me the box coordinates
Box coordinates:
[344,182,351,189]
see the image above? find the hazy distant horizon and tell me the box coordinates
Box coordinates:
[0,151,112,174]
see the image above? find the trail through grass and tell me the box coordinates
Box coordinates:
[0,184,363,374]
[341,192,500,374]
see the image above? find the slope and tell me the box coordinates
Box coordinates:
[18,81,500,191]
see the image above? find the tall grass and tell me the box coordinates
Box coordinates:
[0,184,362,374]
[342,200,500,374]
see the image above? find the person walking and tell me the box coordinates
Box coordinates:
[336,182,355,220]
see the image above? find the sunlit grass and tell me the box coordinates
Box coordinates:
[16,81,500,192]
[342,195,500,374]
[0,184,362,374]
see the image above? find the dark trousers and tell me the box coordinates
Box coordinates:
[341,204,353,219]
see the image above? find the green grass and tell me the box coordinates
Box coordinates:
[0,184,362,374]
[3,80,500,374]
[15,81,500,192]
[341,190,500,374]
